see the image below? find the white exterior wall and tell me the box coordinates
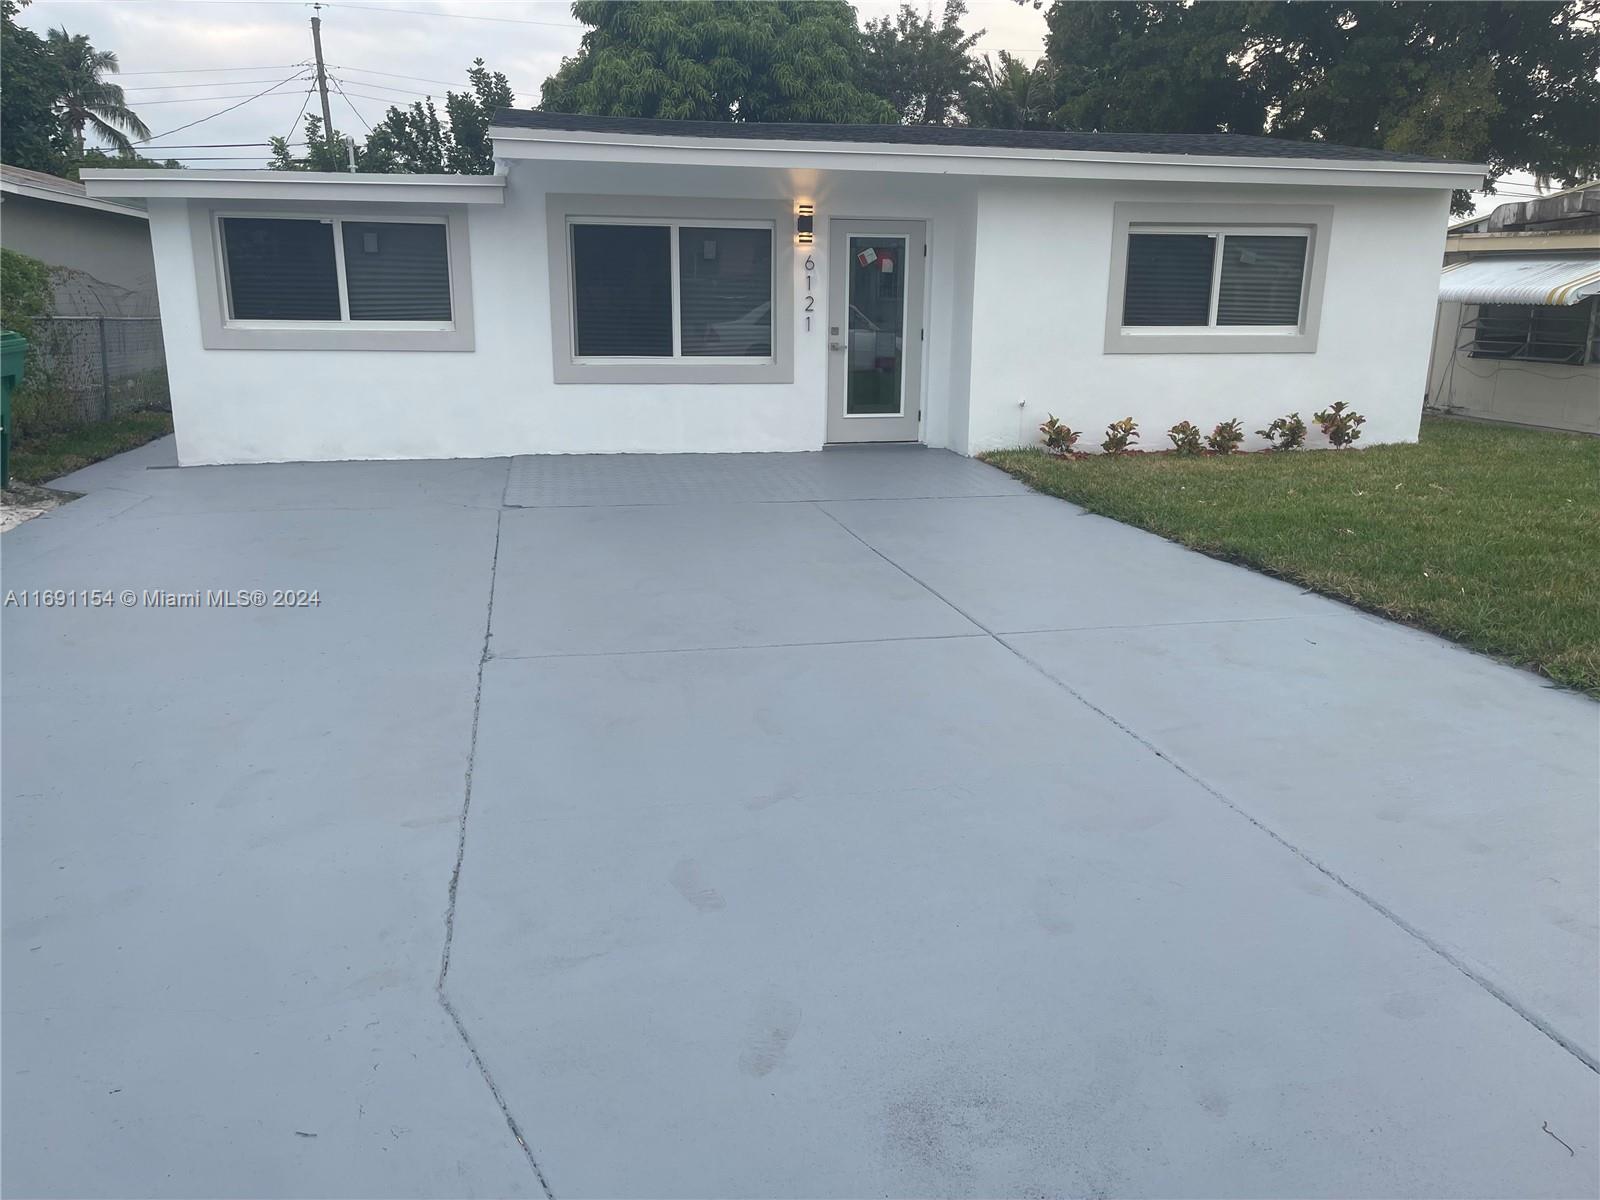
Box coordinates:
[144,165,1452,465]
[150,165,976,465]
[964,179,1452,453]
[1426,300,1600,434]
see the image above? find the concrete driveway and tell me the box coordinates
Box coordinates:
[4,440,1596,1199]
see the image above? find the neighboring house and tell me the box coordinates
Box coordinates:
[1426,182,1599,434]
[82,113,1481,466]
[0,164,159,317]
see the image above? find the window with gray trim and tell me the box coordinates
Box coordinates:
[1122,229,1309,329]
[568,220,774,360]
[219,215,452,325]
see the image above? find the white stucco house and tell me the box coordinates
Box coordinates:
[81,112,1483,465]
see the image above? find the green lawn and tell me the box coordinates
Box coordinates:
[6,410,173,488]
[982,416,1600,696]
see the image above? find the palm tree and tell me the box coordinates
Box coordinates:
[46,28,151,157]
[965,52,1057,131]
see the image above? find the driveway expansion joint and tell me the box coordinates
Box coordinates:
[434,510,557,1195]
[813,501,1600,1078]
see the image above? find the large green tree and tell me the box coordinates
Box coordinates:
[540,0,895,122]
[965,51,1058,130]
[1,0,68,172]
[269,59,514,174]
[861,0,983,125]
[363,59,513,173]
[1044,1,1600,211]
[44,26,151,157]
[2,2,167,174]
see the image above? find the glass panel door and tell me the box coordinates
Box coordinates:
[845,236,907,416]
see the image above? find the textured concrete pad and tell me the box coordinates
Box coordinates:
[1009,615,1600,1068]
[6,442,1596,1198]
[490,502,980,657]
[503,446,1028,508]
[130,456,509,517]
[821,495,1329,632]
[3,497,536,1198]
[47,432,178,491]
[450,637,1598,1198]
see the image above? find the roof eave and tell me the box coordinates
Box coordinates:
[79,169,509,205]
[488,125,1485,190]
[0,174,149,218]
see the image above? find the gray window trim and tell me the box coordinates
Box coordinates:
[546,194,794,385]
[188,199,474,352]
[1104,201,1333,354]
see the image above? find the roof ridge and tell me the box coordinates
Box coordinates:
[490,109,1481,168]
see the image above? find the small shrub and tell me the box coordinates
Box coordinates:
[1038,414,1080,455]
[1257,412,1308,450]
[1167,421,1203,455]
[0,248,53,343]
[1314,401,1367,448]
[1101,417,1140,454]
[1206,418,1245,455]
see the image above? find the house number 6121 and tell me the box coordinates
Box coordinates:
[803,256,816,331]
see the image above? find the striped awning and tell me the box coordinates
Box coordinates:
[1440,255,1600,306]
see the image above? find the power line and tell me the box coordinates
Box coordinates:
[325,1,581,28]
[328,77,431,97]
[117,63,305,76]
[279,85,316,143]
[327,75,373,133]
[131,89,311,105]
[136,69,312,145]
[125,77,312,93]
[330,63,458,87]
[144,155,295,162]
[129,141,307,149]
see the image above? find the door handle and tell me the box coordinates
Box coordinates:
[829,342,846,351]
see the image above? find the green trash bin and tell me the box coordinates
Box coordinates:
[0,330,26,488]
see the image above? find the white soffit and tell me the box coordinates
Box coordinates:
[1440,255,1600,306]
[78,170,507,206]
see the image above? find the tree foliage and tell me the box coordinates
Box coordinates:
[1,1,167,175]
[0,248,55,343]
[861,1,982,125]
[541,0,895,123]
[44,26,151,157]
[1044,1,1600,210]
[1,1,66,172]
[269,60,513,174]
[965,51,1058,130]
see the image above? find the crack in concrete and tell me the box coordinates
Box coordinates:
[812,501,1600,1078]
[489,631,989,663]
[436,509,557,1198]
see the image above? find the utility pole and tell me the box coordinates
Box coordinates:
[310,3,335,151]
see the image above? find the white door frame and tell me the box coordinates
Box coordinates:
[825,218,927,444]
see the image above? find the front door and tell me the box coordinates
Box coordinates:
[826,219,926,443]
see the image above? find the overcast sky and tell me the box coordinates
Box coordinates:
[18,0,1049,167]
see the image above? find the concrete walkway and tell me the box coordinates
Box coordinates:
[3,440,1595,1198]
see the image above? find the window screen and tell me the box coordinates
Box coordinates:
[341,221,451,321]
[1217,235,1307,326]
[1469,300,1594,364]
[1123,233,1215,326]
[221,217,341,321]
[571,224,672,357]
[678,227,772,357]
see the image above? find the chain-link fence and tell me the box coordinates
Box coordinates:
[11,316,169,438]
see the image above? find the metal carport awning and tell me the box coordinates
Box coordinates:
[1440,255,1600,306]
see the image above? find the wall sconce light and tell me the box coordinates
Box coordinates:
[796,204,814,244]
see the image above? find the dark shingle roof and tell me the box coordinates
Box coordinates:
[493,109,1479,167]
